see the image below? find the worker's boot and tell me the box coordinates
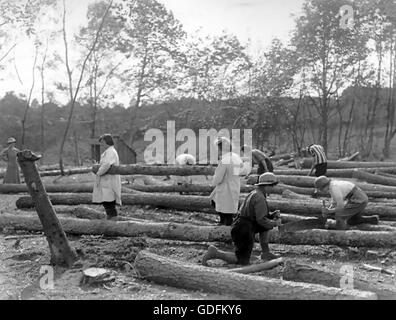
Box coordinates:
[259,232,279,261]
[334,218,349,230]
[348,214,379,226]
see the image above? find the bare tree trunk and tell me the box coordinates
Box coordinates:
[73,130,80,166]
[59,0,113,174]
[40,39,48,153]
[16,150,77,267]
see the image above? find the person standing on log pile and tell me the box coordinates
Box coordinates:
[209,137,245,226]
[305,144,327,177]
[315,176,379,230]
[241,145,273,175]
[203,172,282,266]
[0,137,21,184]
[92,134,122,220]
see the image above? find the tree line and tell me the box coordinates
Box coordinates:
[1,0,396,167]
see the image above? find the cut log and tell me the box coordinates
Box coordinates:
[274,167,396,177]
[2,214,396,248]
[228,258,284,274]
[0,183,134,194]
[16,150,77,267]
[281,189,311,200]
[39,167,92,177]
[352,169,396,186]
[338,152,360,161]
[133,250,376,300]
[81,268,114,285]
[282,261,395,300]
[269,153,293,161]
[15,193,396,220]
[56,206,106,220]
[362,264,395,275]
[92,164,216,176]
[301,159,396,169]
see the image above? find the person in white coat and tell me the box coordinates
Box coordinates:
[209,137,245,226]
[92,134,122,220]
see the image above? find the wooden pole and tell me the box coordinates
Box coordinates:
[16,150,77,267]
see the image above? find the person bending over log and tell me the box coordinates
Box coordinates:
[209,137,245,226]
[173,153,196,194]
[0,137,21,184]
[92,134,122,220]
[304,144,327,177]
[314,176,379,230]
[203,173,282,266]
[241,145,273,176]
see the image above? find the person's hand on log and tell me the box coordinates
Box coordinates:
[273,218,282,228]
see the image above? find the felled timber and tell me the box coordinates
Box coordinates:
[352,169,396,187]
[38,167,92,177]
[2,213,396,248]
[282,261,395,300]
[133,250,376,300]
[274,167,396,177]
[0,183,134,194]
[228,258,284,274]
[15,193,396,220]
[301,159,396,169]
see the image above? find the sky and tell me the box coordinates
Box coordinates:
[0,0,305,103]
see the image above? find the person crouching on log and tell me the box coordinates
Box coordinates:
[241,144,273,175]
[314,176,379,230]
[203,173,282,266]
[0,137,21,184]
[92,134,122,220]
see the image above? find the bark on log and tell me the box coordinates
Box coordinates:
[0,183,133,194]
[16,150,77,267]
[39,167,92,177]
[228,258,284,274]
[15,193,396,220]
[133,251,376,300]
[2,213,396,248]
[282,261,395,300]
[301,159,396,169]
[274,167,396,177]
[338,152,360,161]
[92,164,216,176]
[352,169,396,186]
[281,189,311,200]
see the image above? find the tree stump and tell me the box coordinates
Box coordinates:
[81,268,114,285]
[17,150,77,267]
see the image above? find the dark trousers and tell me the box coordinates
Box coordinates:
[211,200,233,226]
[103,201,117,218]
[314,162,327,177]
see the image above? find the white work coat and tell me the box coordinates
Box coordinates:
[92,146,122,205]
[209,152,244,214]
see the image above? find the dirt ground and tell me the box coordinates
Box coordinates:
[1,173,396,300]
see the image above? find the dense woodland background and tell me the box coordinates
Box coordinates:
[1,0,396,166]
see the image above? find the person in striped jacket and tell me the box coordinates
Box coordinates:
[306,144,327,177]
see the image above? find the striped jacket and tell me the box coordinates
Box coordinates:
[308,144,327,165]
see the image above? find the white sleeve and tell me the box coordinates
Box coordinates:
[96,149,116,176]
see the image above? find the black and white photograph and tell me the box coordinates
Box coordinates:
[0,0,396,306]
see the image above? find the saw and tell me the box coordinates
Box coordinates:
[279,200,327,233]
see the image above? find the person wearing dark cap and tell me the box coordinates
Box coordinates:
[92,134,122,220]
[314,176,379,230]
[0,137,21,184]
[203,172,282,266]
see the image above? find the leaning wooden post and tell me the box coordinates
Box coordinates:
[17,150,77,267]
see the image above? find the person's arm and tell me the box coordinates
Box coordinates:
[254,195,277,229]
[260,159,268,172]
[211,161,226,187]
[322,188,345,217]
[96,149,116,176]
[308,157,315,176]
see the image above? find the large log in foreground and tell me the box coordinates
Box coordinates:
[15,193,396,220]
[282,261,396,300]
[2,214,396,248]
[133,251,376,300]
[16,150,77,267]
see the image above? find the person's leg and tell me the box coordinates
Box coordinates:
[259,231,279,260]
[224,214,234,226]
[103,201,117,219]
